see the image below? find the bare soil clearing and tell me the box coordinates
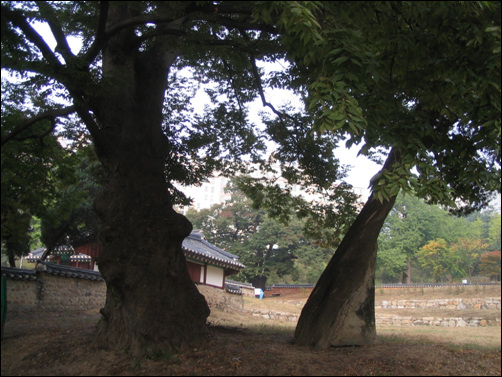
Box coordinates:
[1,285,500,376]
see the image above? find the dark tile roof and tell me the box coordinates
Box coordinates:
[2,262,102,281]
[36,261,103,281]
[1,266,37,281]
[25,247,45,262]
[224,283,243,295]
[226,279,254,289]
[182,231,245,271]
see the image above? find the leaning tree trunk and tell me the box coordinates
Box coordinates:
[89,5,209,356]
[294,149,401,349]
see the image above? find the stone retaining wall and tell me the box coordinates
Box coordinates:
[376,314,501,327]
[376,298,501,310]
[247,309,501,327]
[250,309,299,322]
[247,298,501,327]
[196,284,244,311]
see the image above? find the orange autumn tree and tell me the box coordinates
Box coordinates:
[479,251,502,281]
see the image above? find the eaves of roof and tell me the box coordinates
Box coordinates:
[182,233,245,271]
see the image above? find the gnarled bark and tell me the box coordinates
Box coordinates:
[90,3,210,356]
[294,149,401,349]
[94,155,210,356]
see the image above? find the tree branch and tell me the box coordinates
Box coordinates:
[36,1,76,64]
[103,4,277,42]
[2,5,62,69]
[1,106,76,146]
[249,53,283,118]
[12,118,57,144]
[236,29,284,119]
[82,1,108,65]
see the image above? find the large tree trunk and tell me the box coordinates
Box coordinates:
[91,4,209,356]
[294,149,401,349]
[94,168,210,356]
[249,276,268,291]
[402,260,413,284]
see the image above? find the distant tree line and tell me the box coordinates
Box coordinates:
[378,195,501,284]
[186,184,339,289]
[187,183,501,287]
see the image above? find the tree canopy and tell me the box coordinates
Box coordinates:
[274,1,501,213]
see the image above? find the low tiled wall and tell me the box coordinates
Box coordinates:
[265,286,314,297]
[4,272,106,313]
[4,278,40,312]
[3,270,242,314]
[38,273,106,311]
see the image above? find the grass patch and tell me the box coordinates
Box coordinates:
[246,322,295,336]
[377,325,501,351]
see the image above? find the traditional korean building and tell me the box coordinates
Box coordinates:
[183,230,245,289]
[26,245,97,270]
[26,230,244,290]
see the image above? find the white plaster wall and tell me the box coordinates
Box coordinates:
[200,264,205,283]
[206,265,224,287]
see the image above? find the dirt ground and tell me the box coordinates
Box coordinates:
[1,285,500,376]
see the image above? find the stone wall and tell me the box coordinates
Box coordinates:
[376,314,501,327]
[250,309,299,322]
[4,272,106,313]
[247,309,501,327]
[3,271,242,314]
[376,298,501,310]
[196,284,244,311]
[38,273,106,311]
[247,297,501,327]
[4,278,39,312]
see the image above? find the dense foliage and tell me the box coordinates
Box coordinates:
[1,1,356,262]
[377,195,501,283]
[1,81,84,265]
[187,186,338,287]
[188,186,501,286]
[281,1,501,213]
